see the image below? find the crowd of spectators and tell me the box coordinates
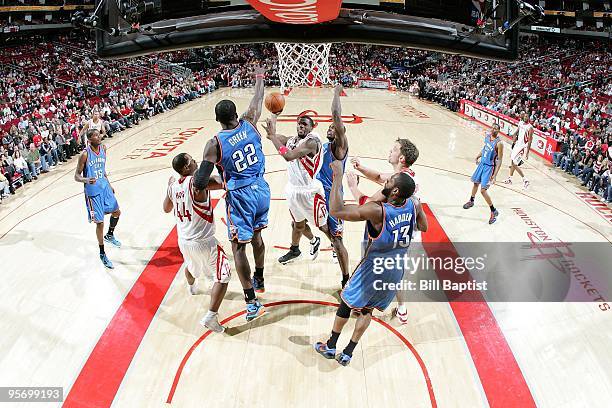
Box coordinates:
[0,38,217,204]
[410,37,610,201]
[1,35,610,205]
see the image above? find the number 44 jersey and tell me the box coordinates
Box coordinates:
[168,176,215,241]
[216,120,266,191]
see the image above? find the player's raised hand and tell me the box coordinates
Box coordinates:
[350,157,361,169]
[262,116,277,138]
[346,171,359,188]
[330,160,344,176]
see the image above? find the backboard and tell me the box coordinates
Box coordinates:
[94,1,525,60]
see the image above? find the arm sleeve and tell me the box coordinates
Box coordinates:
[193,160,215,191]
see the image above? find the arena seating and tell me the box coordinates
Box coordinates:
[1,36,610,204]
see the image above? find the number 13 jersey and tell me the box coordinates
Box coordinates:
[216,120,266,191]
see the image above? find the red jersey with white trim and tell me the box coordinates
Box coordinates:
[286,132,323,189]
[168,175,215,241]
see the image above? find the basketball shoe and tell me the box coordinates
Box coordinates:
[246,300,266,322]
[393,305,409,324]
[335,352,352,366]
[278,246,301,264]
[99,253,114,269]
[462,200,474,209]
[489,209,499,224]
[252,276,265,293]
[200,311,225,333]
[104,233,122,248]
[314,342,336,359]
[309,236,321,260]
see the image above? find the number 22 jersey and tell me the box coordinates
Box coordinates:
[216,120,266,191]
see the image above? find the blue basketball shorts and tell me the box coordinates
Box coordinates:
[323,188,344,237]
[471,163,495,189]
[85,184,119,223]
[225,178,271,243]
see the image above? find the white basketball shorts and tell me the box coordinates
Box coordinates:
[178,237,231,283]
[285,182,328,228]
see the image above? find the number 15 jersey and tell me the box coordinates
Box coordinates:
[216,120,266,191]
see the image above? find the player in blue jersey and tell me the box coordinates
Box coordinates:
[463,123,504,224]
[74,129,121,269]
[193,66,268,322]
[316,84,350,287]
[314,160,428,366]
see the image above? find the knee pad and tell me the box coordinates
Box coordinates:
[336,301,351,319]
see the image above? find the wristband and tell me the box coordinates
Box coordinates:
[278,146,289,155]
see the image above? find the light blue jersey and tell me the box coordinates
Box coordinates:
[342,199,417,311]
[480,134,500,166]
[83,145,118,223]
[83,145,109,197]
[216,120,266,191]
[471,134,500,189]
[215,119,270,242]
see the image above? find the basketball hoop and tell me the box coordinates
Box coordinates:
[275,43,332,92]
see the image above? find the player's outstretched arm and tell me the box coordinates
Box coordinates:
[414,199,428,233]
[346,172,367,204]
[350,157,389,185]
[241,66,266,125]
[262,115,291,151]
[331,84,348,160]
[74,150,95,184]
[277,138,318,162]
[329,160,383,224]
[193,138,220,191]
[193,175,224,203]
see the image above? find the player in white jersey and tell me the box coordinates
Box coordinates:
[163,153,230,333]
[346,138,421,324]
[263,114,328,264]
[80,110,108,143]
[503,112,533,189]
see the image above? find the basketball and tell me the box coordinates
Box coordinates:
[265,92,285,114]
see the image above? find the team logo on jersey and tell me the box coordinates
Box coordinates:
[277,110,371,124]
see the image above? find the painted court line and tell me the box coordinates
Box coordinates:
[63,227,183,408]
[166,300,437,408]
[421,204,536,408]
[64,202,535,407]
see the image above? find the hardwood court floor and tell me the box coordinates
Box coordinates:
[0,88,610,408]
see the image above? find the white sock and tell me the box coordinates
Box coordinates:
[205,310,218,319]
[397,304,407,314]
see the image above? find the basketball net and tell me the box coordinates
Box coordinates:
[275,43,332,92]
